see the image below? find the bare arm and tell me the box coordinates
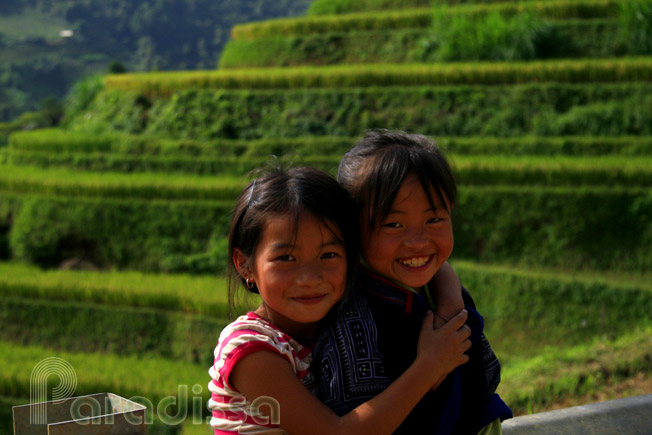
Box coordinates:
[429,261,464,329]
[231,310,471,435]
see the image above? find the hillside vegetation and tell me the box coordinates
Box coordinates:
[0,0,312,123]
[1,0,652,433]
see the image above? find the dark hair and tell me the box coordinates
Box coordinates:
[338,129,457,231]
[227,166,358,314]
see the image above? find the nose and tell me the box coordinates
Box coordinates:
[403,226,429,249]
[296,262,323,287]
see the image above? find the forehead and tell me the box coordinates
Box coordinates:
[391,175,449,211]
[260,212,343,246]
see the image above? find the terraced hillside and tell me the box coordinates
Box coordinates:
[1,0,652,433]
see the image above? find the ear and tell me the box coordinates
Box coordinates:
[233,248,252,279]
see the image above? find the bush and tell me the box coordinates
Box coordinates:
[71,83,652,140]
[455,261,652,349]
[619,0,652,54]
[221,20,624,69]
[9,195,231,271]
[0,195,19,260]
[5,185,652,273]
[427,9,550,61]
[454,186,652,272]
[62,75,105,126]
[0,297,226,365]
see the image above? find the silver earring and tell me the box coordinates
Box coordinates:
[246,278,254,289]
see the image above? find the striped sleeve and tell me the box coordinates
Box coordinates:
[208,312,313,434]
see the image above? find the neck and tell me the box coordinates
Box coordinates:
[254,304,319,345]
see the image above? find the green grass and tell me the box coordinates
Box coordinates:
[1,292,650,421]
[106,57,652,96]
[4,149,341,176]
[500,326,652,415]
[450,154,652,187]
[233,0,617,40]
[0,262,245,317]
[11,131,652,157]
[0,164,245,200]
[0,340,210,428]
[439,135,652,156]
[0,296,230,365]
[219,19,623,69]
[452,260,652,359]
[0,10,72,42]
[306,0,580,16]
[5,149,652,187]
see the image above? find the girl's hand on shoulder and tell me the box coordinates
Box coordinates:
[415,310,471,388]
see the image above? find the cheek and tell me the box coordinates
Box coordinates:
[328,263,348,293]
[257,264,287,291]
[435,228,454,256]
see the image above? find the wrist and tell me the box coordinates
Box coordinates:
[411,355,446,387]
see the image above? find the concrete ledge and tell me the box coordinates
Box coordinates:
[502,394,652,435]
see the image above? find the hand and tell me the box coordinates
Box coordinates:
[415,310,471,388]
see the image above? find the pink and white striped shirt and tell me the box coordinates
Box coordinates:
[208,312,314,434]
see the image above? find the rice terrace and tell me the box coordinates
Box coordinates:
[1,0,652,433]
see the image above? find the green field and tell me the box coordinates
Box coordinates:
[0,10,71,42]
[2,0,652,432]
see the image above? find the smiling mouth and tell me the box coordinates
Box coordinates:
[398,255,432,268]
[292,295,327,304]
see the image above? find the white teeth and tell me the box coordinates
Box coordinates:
[399,256,429,267]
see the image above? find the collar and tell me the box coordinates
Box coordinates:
[356,258,434,315]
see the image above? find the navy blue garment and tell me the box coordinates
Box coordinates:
[311,264,512,434]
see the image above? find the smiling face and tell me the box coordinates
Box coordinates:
[236,212,347,337]
[360,174,454,289]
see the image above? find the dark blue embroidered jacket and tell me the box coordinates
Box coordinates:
[311,265,512,434]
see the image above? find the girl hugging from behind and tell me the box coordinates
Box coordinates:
[208,167,471,434]
[310,130,512,434]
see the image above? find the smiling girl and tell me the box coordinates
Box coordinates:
[311,130,512,434]
[208,167,472,434]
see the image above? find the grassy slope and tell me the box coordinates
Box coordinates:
[0,10,71,42]
[1,260,651,422]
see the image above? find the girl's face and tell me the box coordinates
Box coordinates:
[360,174,453,289]
[240,212,347,336]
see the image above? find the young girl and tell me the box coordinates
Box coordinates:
[311,130,513,434]
[208,166,472,434]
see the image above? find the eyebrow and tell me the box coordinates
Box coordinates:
[322,239,344,248]
[387,206,438,215]
[269,242,295,251]
[269,238,343,252]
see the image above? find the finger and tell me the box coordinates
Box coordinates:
[457,324,471,340]
[462,339,472,353]
[444,309,468,331]
[421,310,435,334]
